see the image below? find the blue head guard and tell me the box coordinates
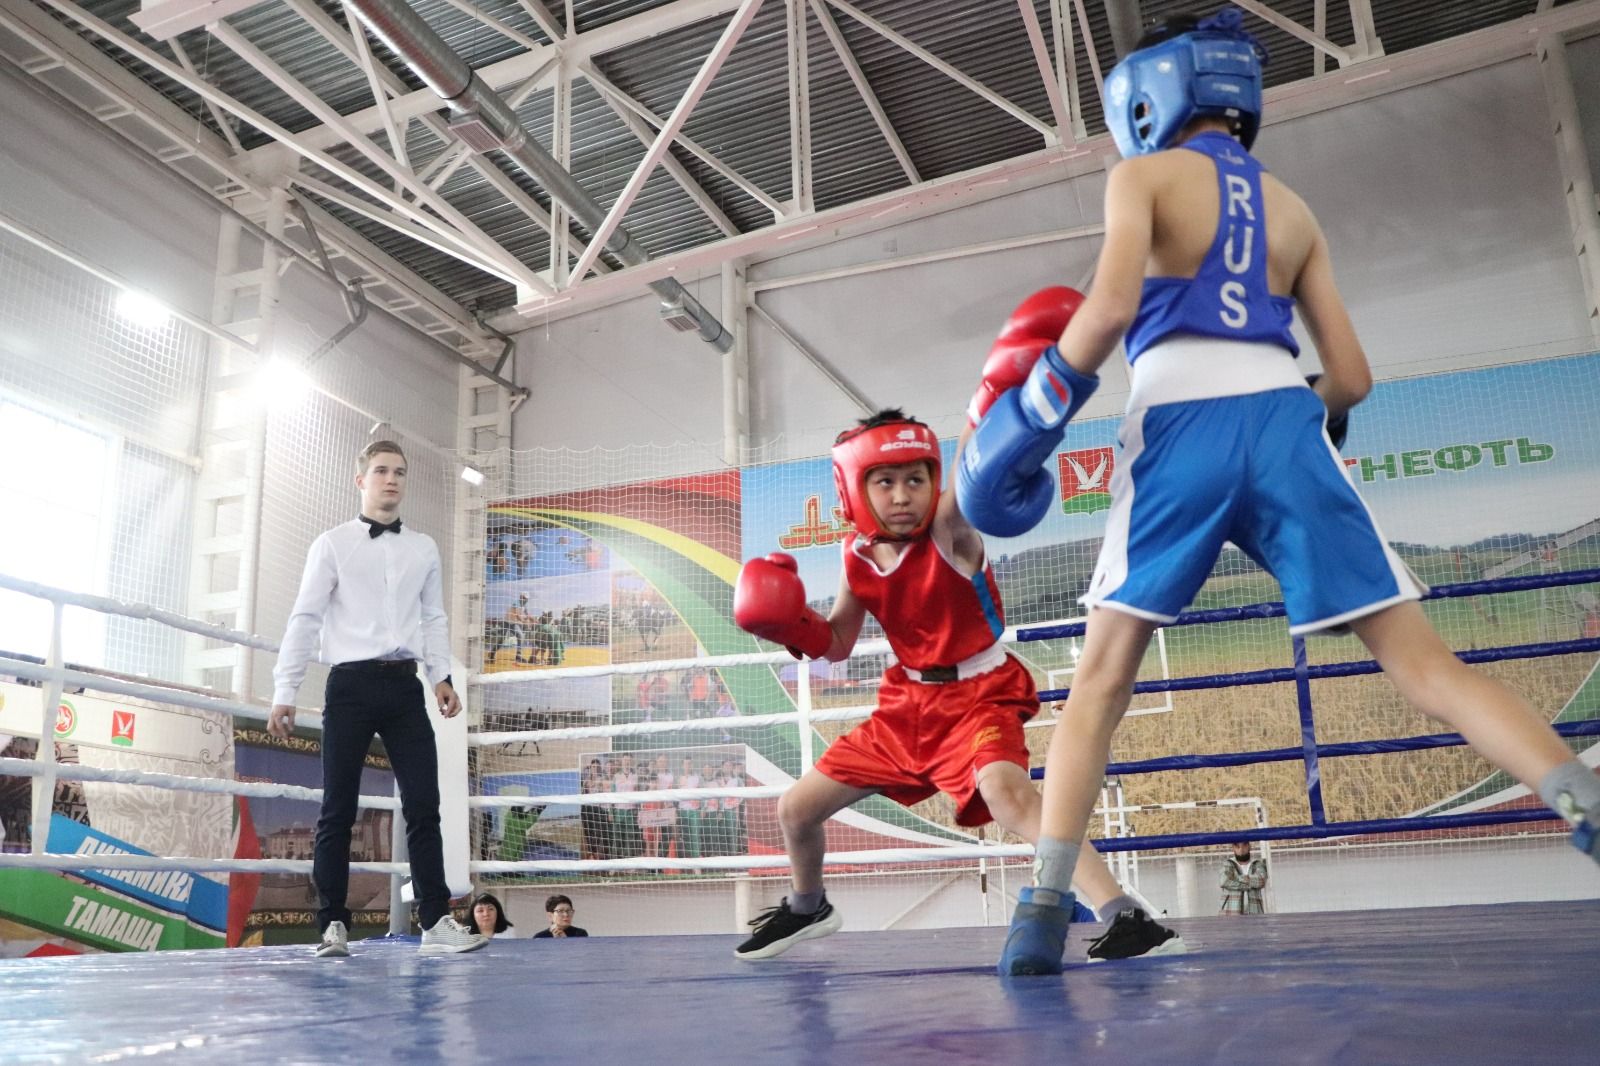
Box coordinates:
[1103,8,1267,158]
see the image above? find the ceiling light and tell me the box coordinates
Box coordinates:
[116,290,171,330]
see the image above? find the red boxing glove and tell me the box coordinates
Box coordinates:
[966,286,1085,426]
[733,552,833,660]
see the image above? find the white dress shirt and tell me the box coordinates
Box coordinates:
[271,518,451,706]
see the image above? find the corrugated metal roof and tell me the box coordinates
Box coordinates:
[42,0,1585,314]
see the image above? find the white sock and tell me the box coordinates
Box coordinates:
[1538,759,1600,826]
[1097,893,1141,920]
[1033,836,1080,896]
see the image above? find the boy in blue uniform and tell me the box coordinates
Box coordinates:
[956,8,1600,976]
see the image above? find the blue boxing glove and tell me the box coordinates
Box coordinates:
[1305,374,1349,451]
[958,346,1099,538]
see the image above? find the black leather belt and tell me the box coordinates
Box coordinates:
[332,658,417,675]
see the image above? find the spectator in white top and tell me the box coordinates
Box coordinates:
[269,440,485,961]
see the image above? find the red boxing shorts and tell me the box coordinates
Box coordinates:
[814,654,1038,826]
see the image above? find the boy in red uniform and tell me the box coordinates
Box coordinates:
[731,401,1183,962]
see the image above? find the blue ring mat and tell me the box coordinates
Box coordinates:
[5,900,1596,1064]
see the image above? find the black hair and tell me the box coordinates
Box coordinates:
[858,407,925,430]
[836,407,930,446]
[470,892,513,934]
[545,893,574,913]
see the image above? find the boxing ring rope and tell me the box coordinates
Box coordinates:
[473,567,1600,880]
[4,565,1594,905]
[0,573,407,888]
[0,757,399,809]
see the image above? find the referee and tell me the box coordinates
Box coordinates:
[270,440,485,959]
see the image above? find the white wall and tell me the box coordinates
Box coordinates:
[511,288,733,461]
[512,53,1597,465]
[0,64,218,321]
[0,59,469,699]
[1263,57,1592,378]
[492,835,1600,938]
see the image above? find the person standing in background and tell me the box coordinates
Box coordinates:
[269,440,485,959]
[1221,841,1268,915]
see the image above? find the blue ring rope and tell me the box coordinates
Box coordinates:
[1030,717,1600,779]
[1012,567,1600,848]
[1290,636,1327,825]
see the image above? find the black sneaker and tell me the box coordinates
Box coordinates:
[734,896,843,960]
[1085,908,1186,963]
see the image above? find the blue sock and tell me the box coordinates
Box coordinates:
[1033,836,1080,896]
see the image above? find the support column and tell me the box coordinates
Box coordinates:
[455,359,513,704]
[720,260,750,466]
[1539,35,1600,342]
[186,185,285,700]
[787,0,813,214]
[550,57,573,288]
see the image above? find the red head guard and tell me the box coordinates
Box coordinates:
[831,419,942,542]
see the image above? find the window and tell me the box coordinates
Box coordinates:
[0,399,113,662]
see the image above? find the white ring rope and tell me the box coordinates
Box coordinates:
[0,571,279,652]
[475,648,798,684]
[0,656,316,730]
[0,846,1034,876]
[471,703,879,746]
[472,843,1034,874]
[0,854,407,875]
[471,638,897,685]
[0,757,399,810]
[1106,798,1264,812]
[471,784,783,808]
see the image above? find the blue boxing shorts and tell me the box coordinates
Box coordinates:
[1082,379,1424,635]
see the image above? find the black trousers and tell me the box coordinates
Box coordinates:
[313,663,449,932]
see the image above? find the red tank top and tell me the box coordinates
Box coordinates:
[842,533,1005,671]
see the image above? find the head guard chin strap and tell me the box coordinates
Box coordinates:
[1103,7,1268,158]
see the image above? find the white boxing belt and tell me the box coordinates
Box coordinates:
[902,642,1009,684]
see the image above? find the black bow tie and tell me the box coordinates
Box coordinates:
[361,515,402,538]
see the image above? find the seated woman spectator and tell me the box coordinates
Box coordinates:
[532,894,589,938]
[467,892,518,938]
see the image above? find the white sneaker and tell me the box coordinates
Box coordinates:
[418,915,488,957]
[315,920,350,958]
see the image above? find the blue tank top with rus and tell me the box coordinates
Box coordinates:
[1124,131,1300,363]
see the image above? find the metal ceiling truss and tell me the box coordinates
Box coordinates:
[490,0,1600,326]
[3,0,1599,344]
[0,0,497,355]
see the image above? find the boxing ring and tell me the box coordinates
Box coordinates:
[5,903,1597,1062]
[2,568,1599,1063]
